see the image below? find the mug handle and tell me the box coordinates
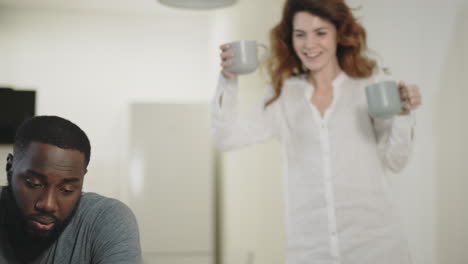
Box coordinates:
[257,43,269,62]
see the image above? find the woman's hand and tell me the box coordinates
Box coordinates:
[399,81,422,115]
[220,43,237,79]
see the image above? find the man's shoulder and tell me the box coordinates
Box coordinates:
[73,192,136,226]
[68,193,142,263]
[48,194,142,263]
[79,192,124,209]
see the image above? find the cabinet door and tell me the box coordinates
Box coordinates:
[129,103,216,264]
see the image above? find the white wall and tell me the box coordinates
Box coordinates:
[0,5,223,263]
[0,0,467,263]
[433,3,468,264]
[0,6,220,199]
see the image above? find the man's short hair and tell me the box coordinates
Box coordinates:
[13,115,91,166]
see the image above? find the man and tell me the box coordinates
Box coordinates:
[0,115,142,263]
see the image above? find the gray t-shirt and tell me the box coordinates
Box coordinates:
[0,187,143,264]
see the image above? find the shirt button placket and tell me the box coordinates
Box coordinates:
[321,122,341,264]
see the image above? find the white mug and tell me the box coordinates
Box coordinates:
[226,40,268,75]
[365,80,403,118]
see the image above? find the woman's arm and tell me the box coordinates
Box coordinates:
[211,74,278,151]
[371,71,421,173]
[373,113,415,173]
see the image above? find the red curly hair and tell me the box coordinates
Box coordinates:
[265,0,376,106]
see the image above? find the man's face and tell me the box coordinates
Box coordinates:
[7,142,87,238]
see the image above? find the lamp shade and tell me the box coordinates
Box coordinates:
[158,0,236,9]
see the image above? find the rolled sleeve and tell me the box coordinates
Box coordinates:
[373,112,415,173]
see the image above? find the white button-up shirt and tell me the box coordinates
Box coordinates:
[211,70,414,264]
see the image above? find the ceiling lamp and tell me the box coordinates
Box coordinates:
[158,0,236,9]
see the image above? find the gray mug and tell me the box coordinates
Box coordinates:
[365,80,403,118]
[226,40,268,75]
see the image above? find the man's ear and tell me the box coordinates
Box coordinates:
[6,153,13,184]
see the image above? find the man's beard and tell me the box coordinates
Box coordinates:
[22,204,79,241]
[5,183,81,243]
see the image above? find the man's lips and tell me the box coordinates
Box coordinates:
[31,220,55,231]
[28,216,57,231]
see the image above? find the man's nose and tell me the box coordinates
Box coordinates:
[35,188,58,213]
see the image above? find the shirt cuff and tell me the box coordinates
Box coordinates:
[392,111,416,140]
[212,73,239,121]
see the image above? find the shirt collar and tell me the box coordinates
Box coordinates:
[302,71,348,99]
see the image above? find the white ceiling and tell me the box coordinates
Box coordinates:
[0,0,243,12]
[0,0,178,12]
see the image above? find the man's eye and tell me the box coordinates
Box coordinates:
[60,187,75,194]
[317,31,327,36]
[25,179,42,189]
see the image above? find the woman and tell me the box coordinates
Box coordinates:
[212,0,421,263]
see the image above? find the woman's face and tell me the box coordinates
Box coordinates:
[292,11,339,74]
